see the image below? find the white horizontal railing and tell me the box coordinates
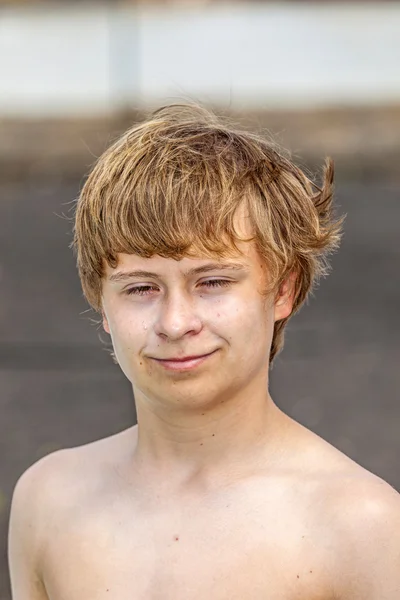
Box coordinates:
[1,2,400,117]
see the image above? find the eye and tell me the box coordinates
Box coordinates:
[126,285,158,296]
[201,279,232,289]
[125,280,232,296]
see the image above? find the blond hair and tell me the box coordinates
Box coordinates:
[72,103,343,363]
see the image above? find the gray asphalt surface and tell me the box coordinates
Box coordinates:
[1,178,399,599]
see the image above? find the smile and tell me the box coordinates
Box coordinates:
[151,351,217,372]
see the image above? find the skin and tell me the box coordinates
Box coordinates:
[8,210,400,599]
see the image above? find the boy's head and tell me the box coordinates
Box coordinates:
[73,103,343,368]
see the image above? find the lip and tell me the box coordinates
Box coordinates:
[152,350,217,372]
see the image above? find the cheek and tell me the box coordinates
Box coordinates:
[211,296,272,338]
[107,310,145,352]
[107,316,149,381]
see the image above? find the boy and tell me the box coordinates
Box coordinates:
[8,103,400,599]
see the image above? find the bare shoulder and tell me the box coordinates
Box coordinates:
[33,425,136,500]
[9,427,136,596]
[10,445,78,537]
[9,447,79,599]
[292,424,400,599]
[10,443,94,553]
[10,426,137,555]
[296,422,400,516]
[14,426,134,491]
[325,470,400,599]
[303,427,400,513]
[319,459,400,535]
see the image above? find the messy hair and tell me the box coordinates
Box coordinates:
[72,103,343,364]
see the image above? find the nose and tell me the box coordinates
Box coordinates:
[154,291,203,341]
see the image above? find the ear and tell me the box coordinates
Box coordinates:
[102,311,110,334]
[274,271,297,322]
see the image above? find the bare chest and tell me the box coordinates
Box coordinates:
[42,493,332,600]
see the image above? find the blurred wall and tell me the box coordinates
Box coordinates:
[1,2,400,116]
[1,3,400,600]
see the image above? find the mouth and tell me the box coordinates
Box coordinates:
[151,350,217,372]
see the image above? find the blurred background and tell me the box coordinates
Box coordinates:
[1,0,400,596]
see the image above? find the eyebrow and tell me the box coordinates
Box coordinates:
[108,262,249,283]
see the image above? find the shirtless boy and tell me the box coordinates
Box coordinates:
[8,103,400,599]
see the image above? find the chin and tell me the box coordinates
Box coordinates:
[134,379,217,408]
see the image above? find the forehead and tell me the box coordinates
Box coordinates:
[104,202,265,277]
[105,239,262,278]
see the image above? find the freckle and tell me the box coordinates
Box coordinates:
[310,570,312,574]
[201,413,205,415]
[200,443,203,446]
[297,575,299,579]
[140,362,142,365]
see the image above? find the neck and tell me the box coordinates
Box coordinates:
[129,379,292,489]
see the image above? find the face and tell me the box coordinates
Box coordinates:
[101,213,295,411]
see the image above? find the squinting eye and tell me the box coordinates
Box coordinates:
[202,279,232,289]
[126,280,232,296]
[126,285,158,296]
